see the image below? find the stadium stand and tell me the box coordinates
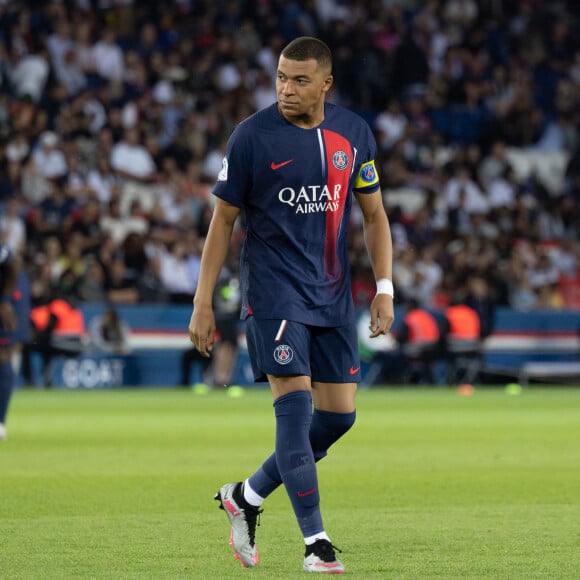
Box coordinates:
[0,1,578,386]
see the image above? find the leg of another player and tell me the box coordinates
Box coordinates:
[212,341,236,386]
[0,346,15,440]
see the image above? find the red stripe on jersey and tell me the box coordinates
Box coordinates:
[322,130,352,279]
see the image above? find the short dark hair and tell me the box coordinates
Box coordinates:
[281,37,332,73]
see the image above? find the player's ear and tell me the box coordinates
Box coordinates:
[322,74,333,93]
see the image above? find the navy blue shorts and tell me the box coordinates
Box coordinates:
[245,317,361,383]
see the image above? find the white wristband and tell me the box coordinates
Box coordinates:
[376,278,394,298]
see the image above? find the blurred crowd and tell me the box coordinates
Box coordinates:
[0,0,579,316]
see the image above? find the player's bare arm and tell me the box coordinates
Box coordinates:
[189,198,240,356]
[356,188,395,337]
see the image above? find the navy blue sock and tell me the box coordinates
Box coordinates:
[272,390,323,537]
[249,406,356,504]
[310,409,356,461]
[0,360,15,424]
[248,451,281,499]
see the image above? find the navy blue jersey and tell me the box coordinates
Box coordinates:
[0,244,17,346]
[213,103,380,326]
[12,270,31,343]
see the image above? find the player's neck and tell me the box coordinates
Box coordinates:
[278,103,325,129]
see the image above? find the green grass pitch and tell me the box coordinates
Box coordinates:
[1,386,580,579]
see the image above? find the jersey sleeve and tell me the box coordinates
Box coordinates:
[353,122,381,194]
[212,124,252,207]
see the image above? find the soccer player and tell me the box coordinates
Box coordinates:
[0,244,21,441]
[188,37,394,573]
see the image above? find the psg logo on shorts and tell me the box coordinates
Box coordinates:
[273,344,294,365]
[332,150,349,170]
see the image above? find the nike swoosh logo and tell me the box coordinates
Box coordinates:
[349,366,360,375]
[297,487,317,498]
[271,159,294,170]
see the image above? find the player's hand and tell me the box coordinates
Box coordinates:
[368,294,394,338]
[188,305,216,357]
[0,302,17,332]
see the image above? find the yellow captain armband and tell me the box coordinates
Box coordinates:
[354,160,380,190]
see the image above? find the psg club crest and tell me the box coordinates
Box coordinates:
[273,344,294,365]
[360,162,376,183]
[332,150,349,170]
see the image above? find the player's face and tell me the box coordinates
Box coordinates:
[276,56,333,127]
